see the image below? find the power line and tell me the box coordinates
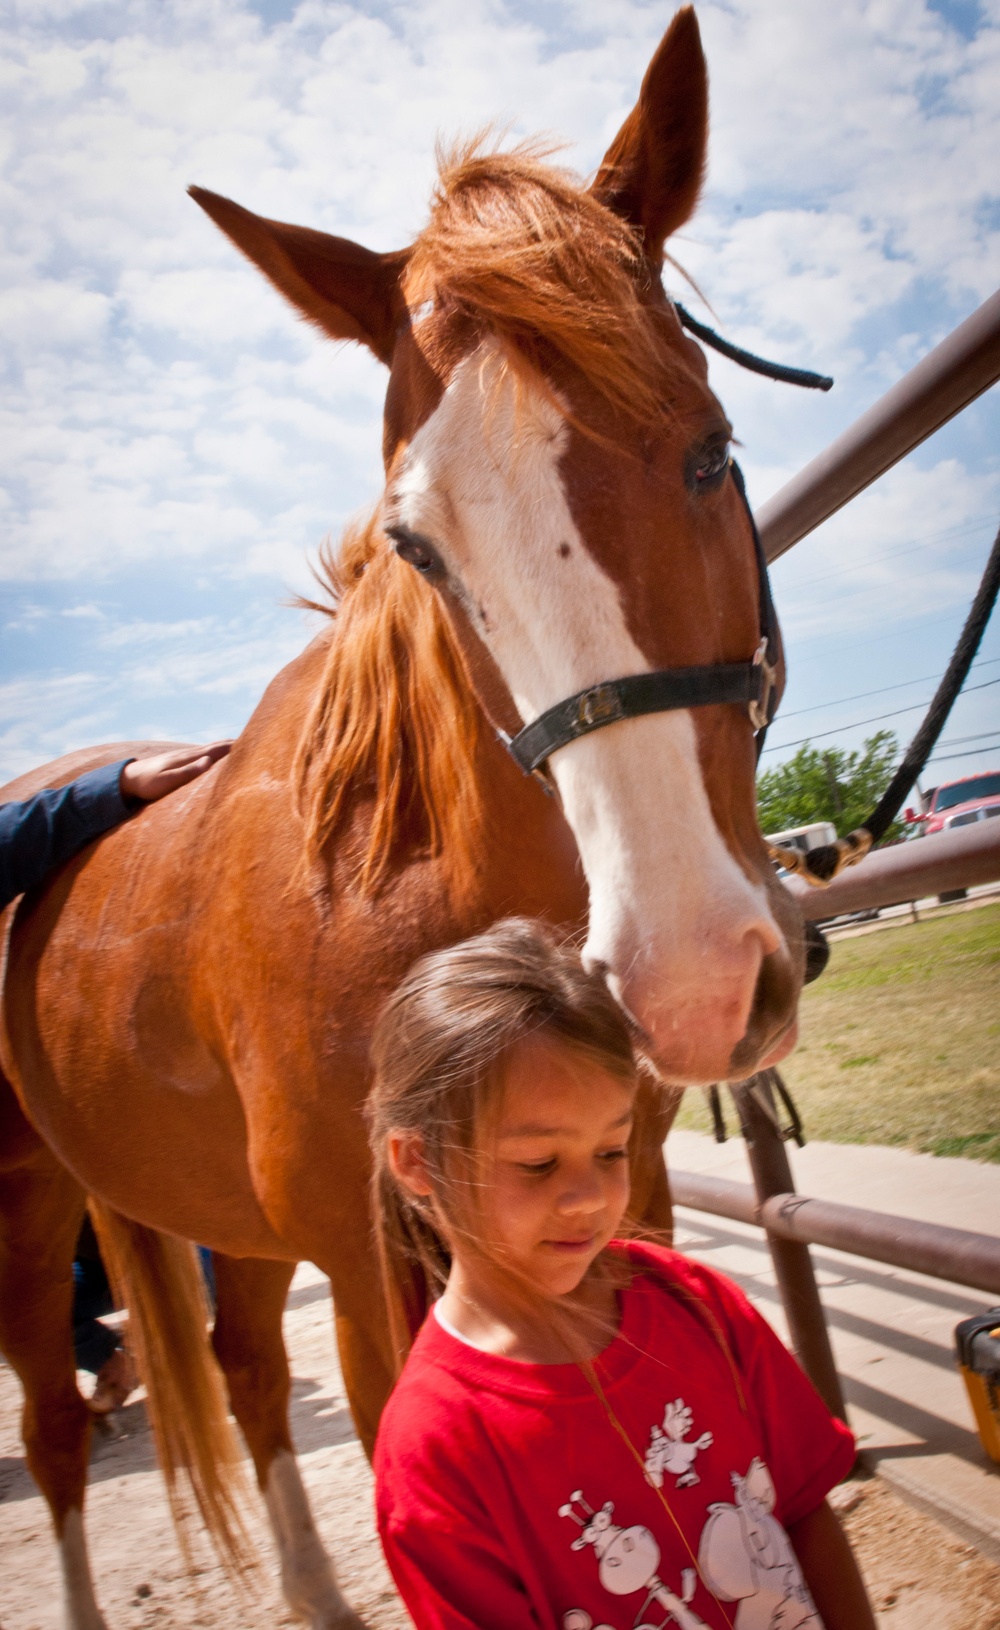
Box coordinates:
[777,561,993,621]
[776,532,997,609]
[775,516,995,595]
[925,744,1000,765]
[760,700,927,754]
[932,729,1000,750]
[777,654,1000,720]
[787,607,998,665]
[759,675,1000,756]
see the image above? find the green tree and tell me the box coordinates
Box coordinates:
[756,730,901,840]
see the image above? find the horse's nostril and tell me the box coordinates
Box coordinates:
[803,920,830,984]
[756,947,798,1036]
[728,945,798,1078]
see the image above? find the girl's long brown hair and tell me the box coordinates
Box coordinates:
[367,918,639,1373]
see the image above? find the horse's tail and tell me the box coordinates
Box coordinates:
[88,1200,253,1576]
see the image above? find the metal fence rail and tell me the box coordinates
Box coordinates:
[758,287,1000,560]
[784,818,1000,919]
[671,1170,1000,1298]
[705,298,1000,1419]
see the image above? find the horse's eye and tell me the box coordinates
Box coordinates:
[689,440,731,491]
[385,526,443,577]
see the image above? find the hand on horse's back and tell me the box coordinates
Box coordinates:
[120,741,232,804]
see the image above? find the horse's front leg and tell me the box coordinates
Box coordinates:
[322,1216,399,1464]
[210,1253,366,1630]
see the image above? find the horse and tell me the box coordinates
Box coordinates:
[0,10,806,1628]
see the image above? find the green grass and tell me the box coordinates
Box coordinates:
[675,901,1000,1162]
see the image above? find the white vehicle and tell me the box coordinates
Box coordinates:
[764,821,837,857]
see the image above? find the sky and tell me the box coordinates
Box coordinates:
[2,0,999,800]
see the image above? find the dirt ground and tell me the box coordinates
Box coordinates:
[2,1263,999,1630]
[0,1264,408,1630]
[832,1476,1000,1629]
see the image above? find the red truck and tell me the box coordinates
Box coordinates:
[907,770,1000,835]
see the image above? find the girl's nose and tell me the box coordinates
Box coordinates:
[554,1173,605,1216]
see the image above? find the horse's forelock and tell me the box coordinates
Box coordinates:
[405,137,693,429]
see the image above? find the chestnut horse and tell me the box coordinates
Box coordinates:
[0,11,804,1629]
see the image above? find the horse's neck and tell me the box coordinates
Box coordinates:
[230,628,587,929]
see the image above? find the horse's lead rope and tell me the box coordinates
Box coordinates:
[674,303,834,393]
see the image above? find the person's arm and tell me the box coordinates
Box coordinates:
[0,743,231,911]
[787,1499,877,1630]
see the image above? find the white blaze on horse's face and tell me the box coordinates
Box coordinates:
[389,341,785,1083]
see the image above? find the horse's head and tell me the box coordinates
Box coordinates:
[191,7,805,1084]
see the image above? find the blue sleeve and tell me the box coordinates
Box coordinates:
[0,760,136,912]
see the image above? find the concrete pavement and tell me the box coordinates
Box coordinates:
[666,1126,1000,1559]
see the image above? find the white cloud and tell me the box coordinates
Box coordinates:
[1,0,997,782]
[0,607,314,782]
[771,459,1000,641]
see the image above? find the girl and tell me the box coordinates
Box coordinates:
[370,919,875,1630]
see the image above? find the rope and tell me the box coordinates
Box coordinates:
[674,303,834,391]
[863,515,1000,844]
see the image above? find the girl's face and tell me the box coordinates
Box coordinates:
[481,1034,636,1299]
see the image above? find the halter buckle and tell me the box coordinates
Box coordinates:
[574,683,626,731]
[748,638,777,732]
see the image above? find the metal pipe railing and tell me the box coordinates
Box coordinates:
[728,1078,847,1421]
[782,818,1000,920]
[671,1170,1000,1298]
[705,293,1000,1417]
[757,288,1000,561]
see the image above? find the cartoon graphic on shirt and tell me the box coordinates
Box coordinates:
[697,1459,821,1629]
[559,1490,708,1630]
[644,1399,714,1489]
[563,1610,692,1630]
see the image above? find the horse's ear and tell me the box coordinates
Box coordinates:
[188,187,408,365]
[590,6,708,263]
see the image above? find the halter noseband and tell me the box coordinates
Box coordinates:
[500,457,781,787]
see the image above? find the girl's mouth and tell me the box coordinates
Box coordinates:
[543,1236,597,1254]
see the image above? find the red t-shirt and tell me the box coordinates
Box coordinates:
[375,1242,854,1630]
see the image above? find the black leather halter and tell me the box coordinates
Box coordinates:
[501,459,781,785]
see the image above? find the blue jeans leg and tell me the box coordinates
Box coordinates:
[72,1257,119,1375]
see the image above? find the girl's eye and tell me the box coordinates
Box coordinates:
[384,524,444,577]
[689,440,731,492]
[517,1158,557,1177]
[599,1146,629,1164]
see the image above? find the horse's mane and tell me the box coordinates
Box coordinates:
[294,517,484,902]
[297,142,687,899]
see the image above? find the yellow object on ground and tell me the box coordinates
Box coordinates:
[955,1311,1000,1465]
